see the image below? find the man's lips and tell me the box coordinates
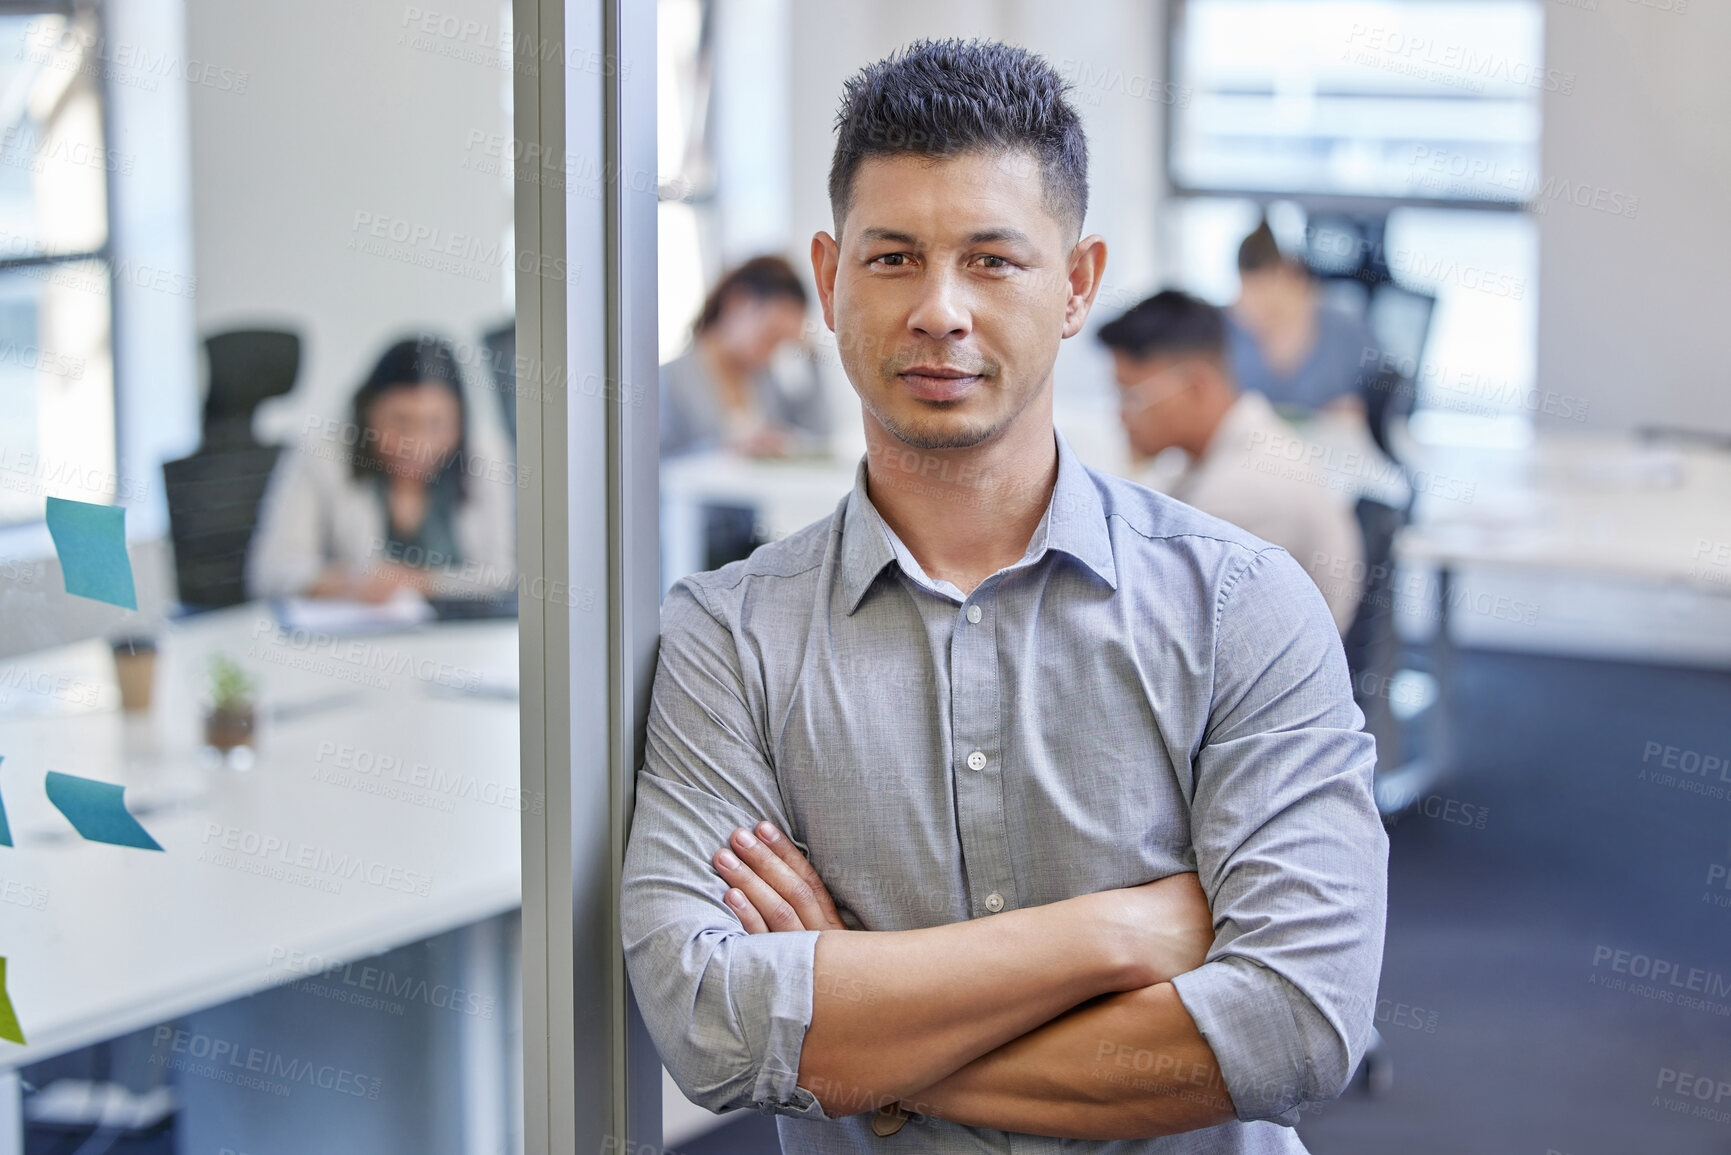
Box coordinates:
[897,366,985,402]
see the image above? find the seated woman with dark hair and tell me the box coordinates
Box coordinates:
[247,336,516,601]
[660,255,828,459]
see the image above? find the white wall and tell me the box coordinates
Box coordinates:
[768,0,1170,469]
[1537,0,1731,434]
[184,0,515,444]
[711,0,791,265]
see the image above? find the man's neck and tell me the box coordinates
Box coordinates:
[1182,389,1241,461]
[862,407,1058,597]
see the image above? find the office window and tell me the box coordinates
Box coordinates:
[1382,205,1538,444]
[656,0,710,362]
[1163,0,1545,443]
[1169,0,1546,202]
[0,9,117,526]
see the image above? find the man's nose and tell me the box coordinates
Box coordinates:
[906,267,970,340]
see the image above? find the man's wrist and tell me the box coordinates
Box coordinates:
[1069,890,1158,992]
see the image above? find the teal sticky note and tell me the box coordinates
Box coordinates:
[0,757,10,848]
[44,771,162,851]
[45,497,137,610]
[0,957,23,1045]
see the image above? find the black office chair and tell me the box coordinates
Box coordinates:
[1304,214,1438,412]
[1298,216,1435,687]
[1303,219,1438,1102]
[161,329,301,610]
[1366,283,1434,385]
[1344,363,1418,741]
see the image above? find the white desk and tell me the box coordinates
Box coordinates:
[1370,430,1731,813]
[0,607,521,1130]
[660,452,861,587]
[1393,431,1731,666]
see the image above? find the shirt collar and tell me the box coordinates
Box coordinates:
[837,428,1118,615]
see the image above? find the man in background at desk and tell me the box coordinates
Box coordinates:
[1100,290,1363,632]
[1228,220,1375,423]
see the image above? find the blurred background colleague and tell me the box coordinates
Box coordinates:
[1101,289,1363,632]
[248,336,516,602]
[659,255,829,459]
[1228,219,1376,421]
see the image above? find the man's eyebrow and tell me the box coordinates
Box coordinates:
[854,226,1036,247]
[857,227,921,246]
[965,227,1034,247]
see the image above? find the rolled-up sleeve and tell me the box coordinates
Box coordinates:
[1168,546,1388,1126]
[620,579,833,1120]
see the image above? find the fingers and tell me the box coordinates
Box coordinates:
[710,822,844,932]
[712,845,806,932]
[730,827,820,927]
[722,885,769,934]
[752,822,845,930]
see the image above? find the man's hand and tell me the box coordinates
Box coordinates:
[711,821,846,932]
[706,825,1220,1123]
[713,824,1215,987]
[307,562,433,603]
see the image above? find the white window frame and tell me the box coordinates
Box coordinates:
[515,0,661,1149]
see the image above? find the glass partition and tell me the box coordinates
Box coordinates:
[0,1,537,1150]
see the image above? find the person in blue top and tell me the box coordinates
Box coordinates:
[1226,220,1375,421]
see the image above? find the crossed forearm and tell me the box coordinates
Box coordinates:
[897,983,1236,1139]
[794,893,1145,1115]
[710,822,1227,1132]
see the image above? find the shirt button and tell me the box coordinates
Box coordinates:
[965,604,982,624]
[984,892,1005,913]
[966,750,986,771]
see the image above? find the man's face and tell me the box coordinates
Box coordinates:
[812,150,1099,452]
[1112,351,1206,458]
[1235,264,1307,336]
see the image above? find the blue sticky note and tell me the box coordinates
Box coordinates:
[0,757,10,848]
[44,771,162,851]
[45,497,137,610]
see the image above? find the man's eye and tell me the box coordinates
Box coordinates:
[871,253,911,267]
[973,255,1012,270]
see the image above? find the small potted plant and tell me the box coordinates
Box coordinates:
[203,654,258,759]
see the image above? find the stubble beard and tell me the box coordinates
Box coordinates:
[856,356,1032,452]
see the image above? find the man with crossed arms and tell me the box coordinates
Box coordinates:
[621,38,1387,1154]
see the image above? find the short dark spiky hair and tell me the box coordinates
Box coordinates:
[828,39,1089,239]
[1096,290,1227,361]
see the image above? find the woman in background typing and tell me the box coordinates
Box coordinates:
[247,336,516,602]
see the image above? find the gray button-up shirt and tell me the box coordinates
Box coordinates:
[621,430,1388,1154]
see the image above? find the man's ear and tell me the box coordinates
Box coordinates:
[1178,358,1214,397]
[811,231,840,333]
[1061,233,1109,339]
